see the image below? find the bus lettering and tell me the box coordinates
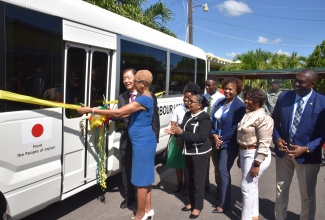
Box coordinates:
[25,150,39,156]
[33,144,43,148]
[44,146,55,151]
[159,103,182,115]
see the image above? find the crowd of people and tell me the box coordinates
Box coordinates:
[77,68,325,220]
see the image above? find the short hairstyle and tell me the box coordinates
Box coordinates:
[245,88,266,106]
[222,77,243,94]
[192,94,209,108]
[270,80,280,85]
[300,68,318,83]
[183,82,201,95]
[136,70,153,84]
[206,76,219,84]
[123,68,137,75]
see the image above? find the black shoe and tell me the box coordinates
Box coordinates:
[120,197,135,209]
[189,212,200,219]
[212,207,227,213]
[204,184,210,192]
[174,184,182,193]
[181,206,192,211]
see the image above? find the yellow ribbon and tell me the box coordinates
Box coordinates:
[0,90,80,109]
[0,90,165,109]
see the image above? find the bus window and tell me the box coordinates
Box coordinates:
[1,3,62,112]
[65,47,86,118]
[170,53,195,95]
[197,58,206,92]
[90,51,108,107]
[120,40,167,95]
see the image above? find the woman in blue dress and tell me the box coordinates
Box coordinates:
[78,70,156,220]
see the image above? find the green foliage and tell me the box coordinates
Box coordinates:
[306,40,325,94]
[219,48,309,91]
[307,40,325,68]
[84,0,176,37]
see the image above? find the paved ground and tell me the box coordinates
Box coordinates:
[23,148,325,220]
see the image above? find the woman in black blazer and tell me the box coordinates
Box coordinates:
[210,77,246,213]
[168,85,211,219]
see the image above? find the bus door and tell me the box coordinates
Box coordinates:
[62,21,116,196]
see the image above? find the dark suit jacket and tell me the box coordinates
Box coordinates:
[210,96,246,152]
[272,90,325,164]
[181,111,212,155]
[117,91,160,151]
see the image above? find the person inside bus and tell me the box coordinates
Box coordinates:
[167,86,211,219]
[28,64,50,99]
[210,77,246,214]
[115,68,159,210]
[78,70,157,220]
[169,81,182,95]
[90,68,106,107]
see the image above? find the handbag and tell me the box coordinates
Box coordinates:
[160,135,172,164]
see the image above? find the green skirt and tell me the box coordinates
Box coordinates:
[167,136,185,169]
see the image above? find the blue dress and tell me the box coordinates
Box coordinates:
[129,95,157,186]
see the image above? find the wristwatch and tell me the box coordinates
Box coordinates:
[253,161,260,167]
[306,146,311,153]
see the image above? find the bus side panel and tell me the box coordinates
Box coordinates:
[5,172,61,220]
[155,97,183,153]
[106,97,183,175]
[0,109,62,218]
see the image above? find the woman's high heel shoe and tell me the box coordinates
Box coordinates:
[145,209,154,220]
[132,209,154,220]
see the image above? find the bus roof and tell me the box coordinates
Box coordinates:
[4,0,206,60]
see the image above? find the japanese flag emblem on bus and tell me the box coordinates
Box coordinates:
[21,118,53,145]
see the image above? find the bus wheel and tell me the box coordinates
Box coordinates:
[0,192,13,220]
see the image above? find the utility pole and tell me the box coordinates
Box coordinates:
[188,0,193,44]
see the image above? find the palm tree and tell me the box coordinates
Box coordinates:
[84,0,175,37]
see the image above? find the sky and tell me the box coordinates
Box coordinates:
[146,0,325,60]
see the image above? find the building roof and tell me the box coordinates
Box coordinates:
[208,68,325,79]
[205,53,232,68]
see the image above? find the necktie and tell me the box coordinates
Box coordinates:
[130,94,135,102]
[207,96,212,115]
[289,98,304,143]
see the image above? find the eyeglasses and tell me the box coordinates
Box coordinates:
[295,79,306,85]
[135,80,146,84]
[187,99,198,104]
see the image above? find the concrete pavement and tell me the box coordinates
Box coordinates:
[23,148,325,220]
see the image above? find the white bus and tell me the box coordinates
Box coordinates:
[0,0,207,219]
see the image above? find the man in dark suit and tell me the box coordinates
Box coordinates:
[273,69,325,220]
[118,68,160,209]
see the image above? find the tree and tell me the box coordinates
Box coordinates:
[84,0,176,37]
[219,49,308,91]
[307,40,325,68]
[307,40,325,94]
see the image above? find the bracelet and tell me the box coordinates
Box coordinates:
[253,161,260,167]
[92,108,95,114]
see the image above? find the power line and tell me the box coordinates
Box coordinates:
[192,25,318,47]
[195,16,319,44]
